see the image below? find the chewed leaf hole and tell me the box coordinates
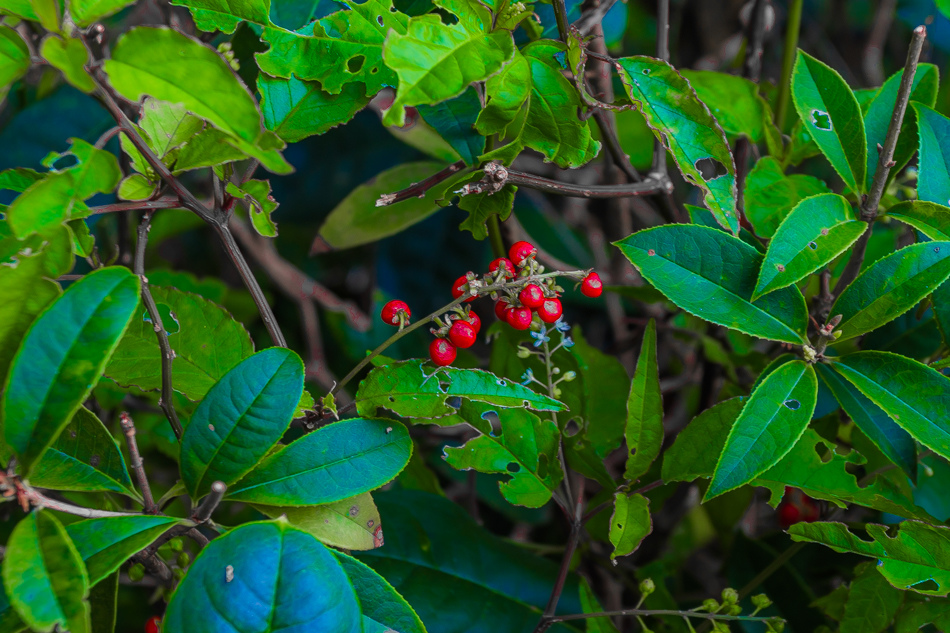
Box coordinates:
[143,304,180,335]
[911,579,940,592]
[642,68,651,75]
[783,399,800,410]
[481,410,502,436]
[347,55,365,72]
[808,241,818,250]
[446,396,462,409]
[695,157,728,181]
[376,14,384,25]
[812,110,832,130]
[564,419,581,437]
[507,462,520,473]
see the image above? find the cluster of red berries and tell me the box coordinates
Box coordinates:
[145,616,162,633]
[379,241,603,367]
[776,487,820,529]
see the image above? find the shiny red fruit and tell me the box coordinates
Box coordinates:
[581,272,603,297]
[452,274,475,302]
[429,338,457,366]
[519,284,544,309]
[494,299,510,321]
[537,298,563,323]
[449,320,477,348]
[145,617,162,633]
[380,300,410,326]
[509,241,536,267]
[489,257,516,278]
[466,310,482,333]
[507,306,533,330]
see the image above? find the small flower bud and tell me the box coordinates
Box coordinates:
[751,594,772,611]
[562,371,576,382]
[721,588,739,604]
[728,604,742,615]
[168,538,183,553]
[516,346,532,359]
[128,563,145,582]
[639,578,656,596]
[177,552,190,568]
[766,619,785,633]
[702,598,720,612]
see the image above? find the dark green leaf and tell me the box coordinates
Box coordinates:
[743,156,831,238]
[88,572,116,633]
[66,516,180,586]
[662,397,744,483]
[181,347,304,498]
[458,184,516,240]
[417,86,485,166]
[579,577,620,633]
[608,492,651,559]
[258,74,370,143]
[2,267,139,474]
[624,318,662,481]
[840,562,905,633]
[255,492,382,550]
[332,551,427,633]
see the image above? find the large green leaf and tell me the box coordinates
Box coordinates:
[614,225,809,343]
[357,489,581,633]
[680,70,776,143]
[475,50,529,138]
[2,512,89,633]
[65,516,181,586]
[2,267,139,474]
[257,0,409,96]
[163,520,361,633]
[791,50,866,192]
[318,161,469,249]
[0,26,31,93]
[332,551,427,633]
[863,64,938,193]
[662,397,744,483]
[816,363,916,482]
[608,492,651,559]
[830,242,950,341]
[624,319,662,481]
[0,251,60,389]
[105,285,255,402]
[258,74,370,144]
[357,360,564,419]
[706,361,818,501]
[255,492,382,551]
[839,562,905,633]
[443,400,562,508]
[790,520,950,596]
[169,0,269,32]
[914,102,950,206]
[617,56,738,232]
[743,156,831,238]
[227,418,412,506]
[180,347,305,498]
[831,351,950,462]
[30,407,135,496]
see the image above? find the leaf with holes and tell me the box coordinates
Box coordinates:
[417,86,485,166]
[443,400,562,508]
[65,516,181,586]
[2,267,139,475]
[258,74,370,144]
[356,360,564,419]
[887,201,950,240]
[227,418,412,506]
[180,347,305,499]
[789,520,950,596]
[624,319,662,481]
[608,492,651,559]
[705,360,817,501]
[791,50,866,192]
[105,285,255,402]
[163,521,361,633]
[255,492,383,551]
[754,193,864,299]
[744,156,832,238]
[331,551,427,633]
[615,225,809,343]
[617,56,737,233]
[830,242,950,341]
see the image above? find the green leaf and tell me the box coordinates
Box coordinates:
[255,492,383,551]
[614,224,809,343]
[181,347,304,498]
[332,551,427,633]
[226,179,279,237]
[356,360,565,419]
[105,285,255,402]
[443,400,563,508]
[168,126,252,173]
[39,35,95,93]
[88,572,116,633]
[830,242,950,341]
[116,174,156,201]
[578,577,620,633]
[0,252,60,389]
[475,50,529,137]
[163,520,361,633]
[381,2,515,127]
[69,0,136,26]
[864,64,938,193]
[887,200,950,240]
[743,156,832,238]
[840,562,905,633]
[318,161,469,249]
[0,26,31,94]
[104,27,291,174]
[417,86,485,166]
[624,318,662,481]
[816,363,916,482]
[258,74,370,143]
[2,512,89,633]
[913,102,950,207]
[706,360,818,501]
[357,489,581,633]
[754,193,864,299]
[169,0,269,33]
[65,516,180,586]
[30,407,135,496]
[791,50,867,192]
[134,98,205,164]
[608,492,651,559]
[227,418,412,506]
[458,184,516,240]
[662,397,744,483]
[2,267,139,474]
[680,70,776,143]
[831,351,950,463]
[617,56,738,233]
[789,520,950,596]
[257,0,409,96]
[894,598,950,633]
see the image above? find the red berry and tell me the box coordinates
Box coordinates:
[509,241,536,267]
[466,310,481,333]
[494,299,510,321]
[507,306,533,330]
[429,338,457,366]
[449,320,477,348]
[452,274,475,302]
[519,284,544,309]
[581,272,603,298]
[489,257,516,278]
[537,298,563,323]
[777,502,801,530]
[145,616,162,633]
[380,300,410,326]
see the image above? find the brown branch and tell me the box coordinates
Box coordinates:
[23,488,140,518]
[119,412,158,513]
[192,481,227,523]
[864,0,897,86]
[465,163,671,199]
[375,160,467,207]
[89,198,182,215]
[535,480,586,633]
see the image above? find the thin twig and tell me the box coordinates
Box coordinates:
[471,166,671,199]
[375,160,467,207]
[863,0,897,86]
[119,412,158,513]
[652,0,670,176]
[537,479,586,633]
[573,0,620,36]
[89,198,182,215]
[548,609,781,625]
[94,125,123,149]
[192,481,227,523]
[23,488,140,518]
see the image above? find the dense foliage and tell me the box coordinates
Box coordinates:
[1,0,950,631]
